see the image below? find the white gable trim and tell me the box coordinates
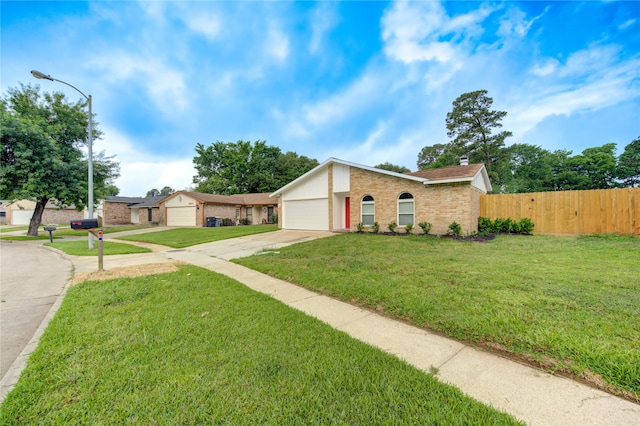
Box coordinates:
[421,166,492,193]
[270,158,425,198]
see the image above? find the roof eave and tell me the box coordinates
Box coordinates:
[270,157,426,197]
[423,177,474,185]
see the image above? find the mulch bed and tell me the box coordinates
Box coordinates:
[354,232,528,242]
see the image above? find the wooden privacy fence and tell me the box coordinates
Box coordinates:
[480,188,640,236]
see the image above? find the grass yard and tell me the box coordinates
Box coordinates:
[116,225,278,248]
[0,266,521,425]
[235,233,640,402]
[0,225,29,233]
[0,225,157,239]
[0,235,61,241]
[45,240,152,256]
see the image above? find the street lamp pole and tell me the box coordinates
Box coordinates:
[31,70,95,249]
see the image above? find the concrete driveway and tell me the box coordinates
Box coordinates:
[184,229,335,260]
[0,240,72,391]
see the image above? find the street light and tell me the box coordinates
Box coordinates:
[31,70,95,249]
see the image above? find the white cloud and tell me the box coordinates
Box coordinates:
[558,45,621,77]
[182,13,221,40]
[299,72,384,128]
[89,52,188,113]
[531,58,559,76]
[328,123,386,164]
[117,159,194,197]
[618,18,635,30]
[266,26,290,61]
[507,59,640,137]
[309,3,339,54]
[137,1,167,23]
[444,3,495,34]
[381,0,494,65]
[498,5,549,37]
[102,125,194,196]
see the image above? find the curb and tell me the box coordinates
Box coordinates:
[0,276,73,403]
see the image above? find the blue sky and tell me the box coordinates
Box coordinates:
[2,1,639,196]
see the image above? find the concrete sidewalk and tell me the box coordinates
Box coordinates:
[163,249,640,426]
[3,230,639,425]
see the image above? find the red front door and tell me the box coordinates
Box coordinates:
[345,197,350,228]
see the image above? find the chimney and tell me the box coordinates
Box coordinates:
[460,156,469,166]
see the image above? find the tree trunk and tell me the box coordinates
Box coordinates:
[27,197,49,237]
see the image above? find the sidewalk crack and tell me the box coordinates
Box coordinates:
[438,345,467,369]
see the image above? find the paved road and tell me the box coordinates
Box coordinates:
[0,240,72,380]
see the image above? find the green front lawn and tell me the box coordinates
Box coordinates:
[235,233,640,402]
[0,266,521,425]
[0,224,156,239]
[45,241,152,256]
[0,225,29,233]
[116,225,278,248]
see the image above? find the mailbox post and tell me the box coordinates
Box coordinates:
[94,229,104,271]
[70,219,103,271]
[43,226,56,243]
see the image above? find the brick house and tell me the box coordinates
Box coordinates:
[102,196,165,226]
[270,157,492,235]
[4,199,83,225]
[158,191,278,227]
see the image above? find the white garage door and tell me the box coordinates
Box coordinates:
[166,206,196,227]
[12,210,34,225]
[283,199,328,230]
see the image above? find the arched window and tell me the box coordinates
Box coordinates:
[361,195,375,225]
[398,192,414,226]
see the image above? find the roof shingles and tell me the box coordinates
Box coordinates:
[406,164,484,181]
[171,191,275,206]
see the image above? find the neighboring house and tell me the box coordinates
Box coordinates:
[270,157,492,235]
[158,191,278,227]
[0,200,8,225]
[102,196,166,226]
[4,199,83,225]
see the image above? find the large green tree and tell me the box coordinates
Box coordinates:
[146,186,176,197]
[617,137,640,187]
[416,143,462,170]
[1,84,119,236]
[497,144,557,193]
[551,144,619,190]
[374,162,410,173]
[445,90,512,178]
[192,140,318,194]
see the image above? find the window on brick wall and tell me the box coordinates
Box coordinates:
[361,195,375,225]
[398,192,414,226]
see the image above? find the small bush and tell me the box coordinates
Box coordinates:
[388,222,397,233]
[477,217,493,234]
[372,221,380,233]
[518,218,535,235]
[356,222,365,232]
[447,221,462,236]
[477,217,535,235]
[418,221,432,235]
[405,223,413,234]
[222,218,235,226]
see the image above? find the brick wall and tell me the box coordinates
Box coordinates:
[103,202,131,225]
[203,204,237,223]
[349,168,480,234]
[42,208,82,225]
[135,208,162,225]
